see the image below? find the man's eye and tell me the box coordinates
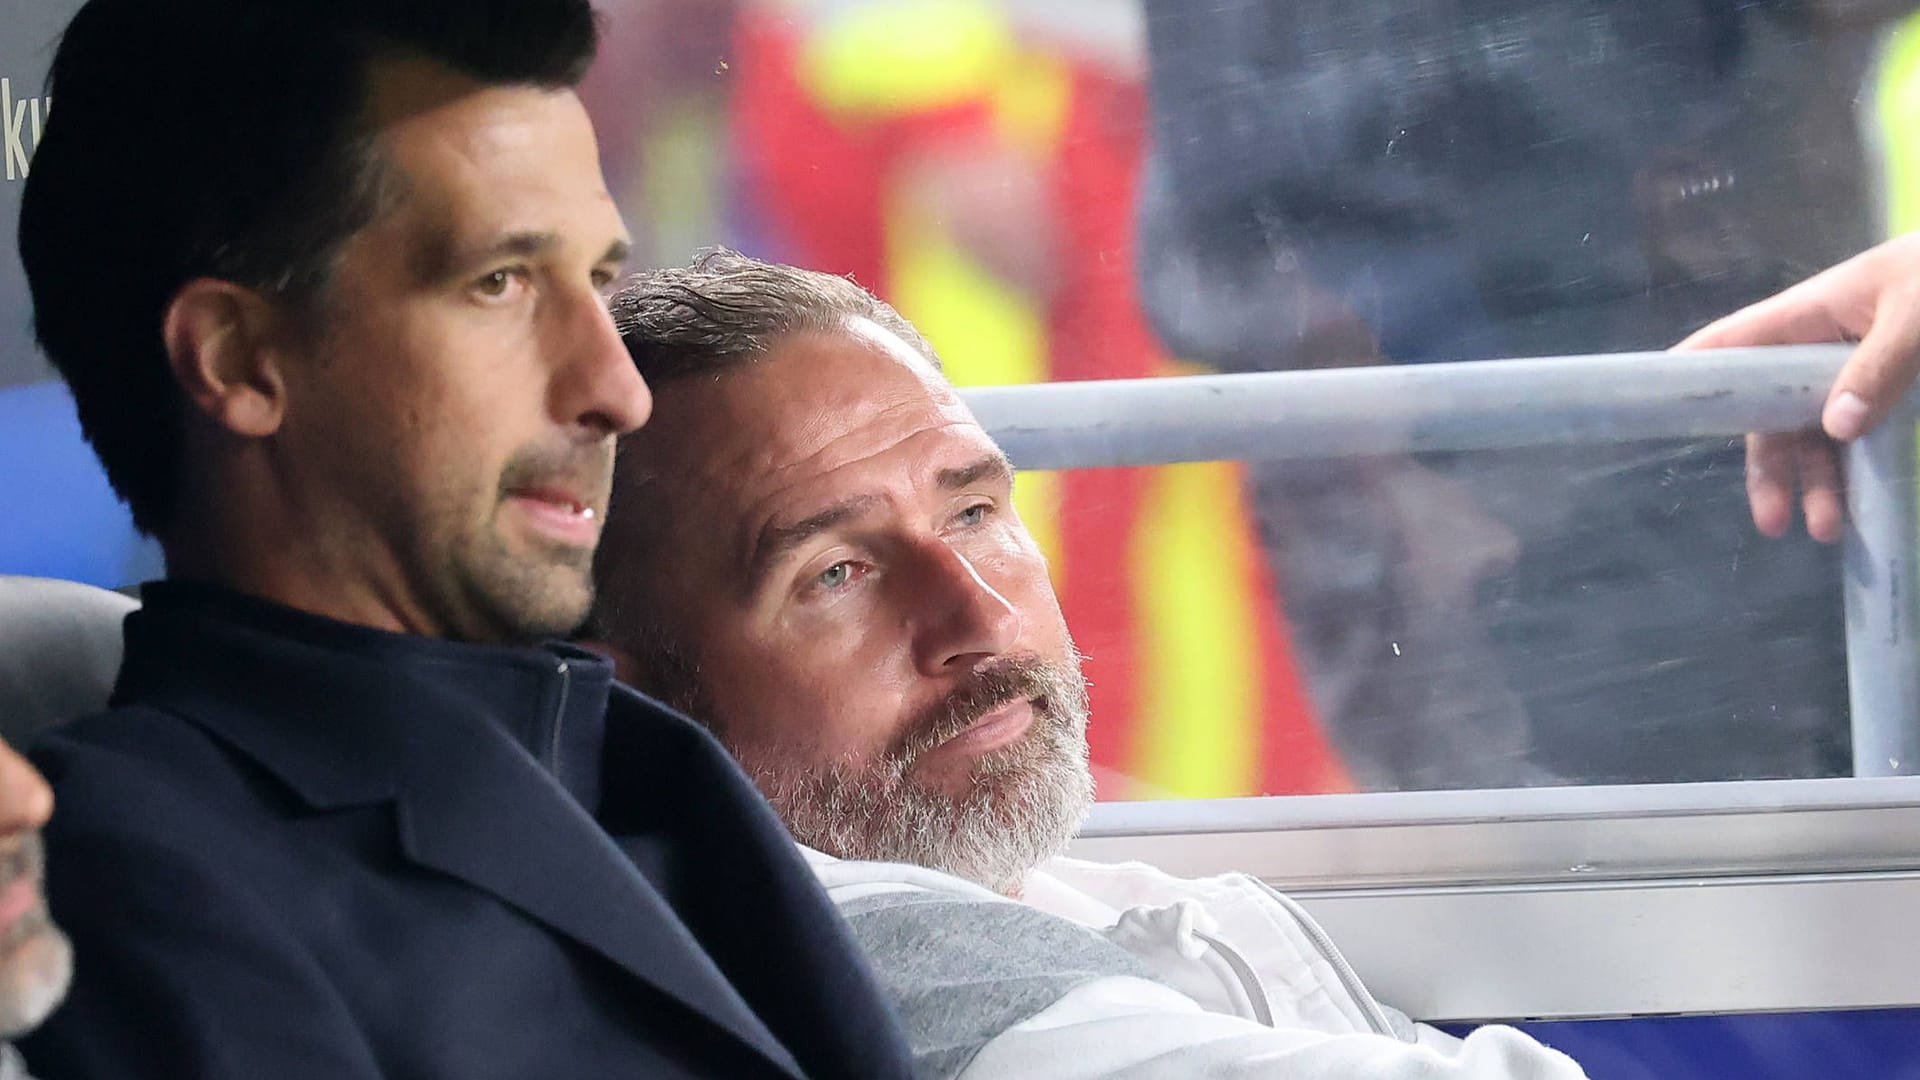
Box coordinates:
[956,503,992,527]
[475,268,526,299]
[817,562,855,589]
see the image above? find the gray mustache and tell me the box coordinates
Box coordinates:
[892,655,1065,765]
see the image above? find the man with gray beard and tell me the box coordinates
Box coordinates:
[0,664,73,1080]
[589,250,1096,898]
[586,249,1593,1078]
[0,737,69,1080]
[747,652,1092,896]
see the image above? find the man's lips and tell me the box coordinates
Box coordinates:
[505,487,602,546]
[937,698,1036,756]
[0,875,40,940]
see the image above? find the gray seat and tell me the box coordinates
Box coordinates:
[0,576,138,748]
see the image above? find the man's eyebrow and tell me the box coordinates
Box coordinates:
[936,452,1015,491]
[749,495,883,584]
[745,453,1012,587]
[416,230,630,281]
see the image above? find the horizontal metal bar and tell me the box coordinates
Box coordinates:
[1300,873,1920,1020]
[1071,784,1920,1018]
[1069,777,1920,891]
[1079,774,1920,835]
[959,344,1853,469]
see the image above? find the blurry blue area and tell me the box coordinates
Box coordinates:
[0,379,155,587]
[1442,1008,1920,1078]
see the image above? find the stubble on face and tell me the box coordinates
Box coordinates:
[282,73,634,645]
[455,438,618,640]
[308,338,621,644]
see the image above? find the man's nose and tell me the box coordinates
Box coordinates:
[913,543,1023,676]
[0,742,52,837]
[556,286,653,437]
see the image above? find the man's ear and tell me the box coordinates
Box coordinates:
[161,278,292,438]
[575,638,646,687]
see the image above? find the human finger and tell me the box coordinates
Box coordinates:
[1745,431,1797,539]
[1797,433,1845,545]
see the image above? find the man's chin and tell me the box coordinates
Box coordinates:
[459,542,598,642]
[0,922,71,1040]
[777,752,1091,895]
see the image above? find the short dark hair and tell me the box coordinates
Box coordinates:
[21,0,601,535]
[608,248,943,388]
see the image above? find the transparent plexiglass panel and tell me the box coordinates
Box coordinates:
[570,0,1920,795]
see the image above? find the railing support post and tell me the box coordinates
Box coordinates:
[1843,400,1920,776]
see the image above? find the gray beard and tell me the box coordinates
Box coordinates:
[0,837,70,1042]
[746,679,1094,896]
[627,623,1097,895]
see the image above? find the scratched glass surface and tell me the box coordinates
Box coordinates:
[1012,430,1883,801]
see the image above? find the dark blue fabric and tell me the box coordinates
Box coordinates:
[19,582,915,1079]
[1446,1008,1920,1078]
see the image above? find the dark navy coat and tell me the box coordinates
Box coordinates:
[20,582,914,1079]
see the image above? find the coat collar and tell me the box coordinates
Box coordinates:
[112,580,610,809]
[111,581,804,1078]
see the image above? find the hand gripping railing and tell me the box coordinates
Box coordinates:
[958,345,1920,778]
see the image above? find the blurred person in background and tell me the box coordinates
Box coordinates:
[1135,0,1916,789]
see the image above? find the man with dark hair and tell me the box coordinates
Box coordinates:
[16,4,913,1078]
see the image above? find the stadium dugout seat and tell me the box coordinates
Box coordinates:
[0,576,137,748]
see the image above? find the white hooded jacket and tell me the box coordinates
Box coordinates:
[1027,855,1454,1039]
[809,848,1588,1079]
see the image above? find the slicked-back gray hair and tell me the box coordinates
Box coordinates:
[608,247,942,387]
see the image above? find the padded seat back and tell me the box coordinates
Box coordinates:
[0,576,137,747]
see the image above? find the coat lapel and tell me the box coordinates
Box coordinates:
[112,590,814,1078]
[391,722,805,1079]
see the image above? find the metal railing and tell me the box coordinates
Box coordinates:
[959,344,1920,779]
